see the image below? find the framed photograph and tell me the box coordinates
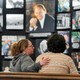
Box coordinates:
[0,0,3,14]
[57,13,70,29]
[58,0,70,12]
[6,14,24,30]
[71,31,80,49]
[26,0,55,33]
[72,10,80,30]
[1,35,26,57]
[0,15,3,31]
[57,31,70,54]
[0,0,3,32]
[6,0,24,9]
[72,0,80,10]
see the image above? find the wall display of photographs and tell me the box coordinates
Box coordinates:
[58,0,70,12]
[71,52,80,69]
[57,31,70,54]
[72,10,80,30]
[72,0,80,10]
[57,13,70,29]
[6,14,24,30]
[71,31,80,49]
[26,0,55,33]
[0,0,3,32]
[1,35,26,58]
[6,0,24,9]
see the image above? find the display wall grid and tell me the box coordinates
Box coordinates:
[0,0,80,72]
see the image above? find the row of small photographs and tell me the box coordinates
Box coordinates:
[1,35,48,58]
[0,0,24,31]
[0,12,79,33]
[57,31,80,49]
[3,12,80,32]
[1,34,68,58]
[58,0,80,12]
[0,0,80,32]
[4,0,80,11]
[1,31,79,58]
[5,12,80,31]
[0,0,56,33]
[57,11,80,30]
[6,0,55,16]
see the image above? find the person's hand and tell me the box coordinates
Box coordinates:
[40,57,50,66]
[30,18,37,29]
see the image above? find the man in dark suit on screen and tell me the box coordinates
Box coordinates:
[26,4,55,33]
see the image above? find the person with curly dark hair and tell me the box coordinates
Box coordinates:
[36,33,78,74]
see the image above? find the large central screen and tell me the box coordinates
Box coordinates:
[26,0,55,33]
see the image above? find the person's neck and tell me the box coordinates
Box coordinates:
[23,51,29,55]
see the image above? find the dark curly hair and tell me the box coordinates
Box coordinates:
[47,33,66,53]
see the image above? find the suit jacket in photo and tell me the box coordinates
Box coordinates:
[26,14,55,33]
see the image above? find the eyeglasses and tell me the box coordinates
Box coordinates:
[28,45,34,48]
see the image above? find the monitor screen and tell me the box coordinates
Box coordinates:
[26,0,55,33]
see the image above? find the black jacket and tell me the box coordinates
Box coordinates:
[26,14,55,33]
[10,53,41,72]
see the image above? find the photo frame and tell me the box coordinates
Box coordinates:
[26,0,55,33]
[57,13,70,29]
[71,31,80,49]
[72,10,80,30]
[58,0,70,12]
[0,0,3,32]
[6,14,24,30]
[72,0,80,10]
[6,0,24,9]
[1,35,26,58]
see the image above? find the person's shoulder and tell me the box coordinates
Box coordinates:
[62,54,72,60]
[36,53,47,59]
[46,14,54,20]
[20,53,28,59]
